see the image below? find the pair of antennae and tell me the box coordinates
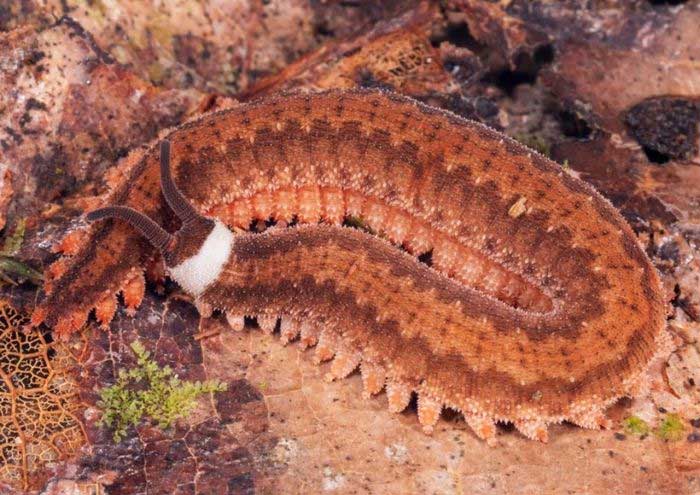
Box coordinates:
[87,140,202,253]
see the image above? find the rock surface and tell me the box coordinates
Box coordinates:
[0,1,699,494]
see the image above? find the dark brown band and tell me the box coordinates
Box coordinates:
[160,140,203,224]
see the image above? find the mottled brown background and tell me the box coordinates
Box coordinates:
[0,1,698,494]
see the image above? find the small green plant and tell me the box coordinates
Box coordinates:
[655,413,685,442]
[345,215,374,234]
[0,219,43,286]
[513,132,551,157]
[344,215,389,240]
[622,415,650,436]
[98,341,227,442]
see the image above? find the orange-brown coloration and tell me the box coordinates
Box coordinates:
[51,229,88,256]
[360,361,385,399]
[94,293,118,329]
[35,90,668,441]
[225,312,245,332]
[280,318,301,345]
[387,380,413,414]
[44,257,69,293]
[466,415,498,446]
[299,322,320,349]
[144,255,167,284]
[122,271,146,315]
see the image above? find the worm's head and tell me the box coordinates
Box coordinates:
[87,140,234,297]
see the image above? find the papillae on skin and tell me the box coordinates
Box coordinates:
[35,90,670,443]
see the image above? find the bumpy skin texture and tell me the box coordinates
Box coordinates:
[36,90,667,440]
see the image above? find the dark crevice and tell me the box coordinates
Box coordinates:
[356,69,395,91]
[440,407,461,422]
[533,44,555,66]
[483,67,536,95]
[406,392,418,413]
[670,283,682,308]
[641,147,671,164]
[671,283,699,321]
[417,250,433,267]
[481,43,555,95]
[313,20,335,40]
[648,0,688,5]
[558,109,594,139]
[430,20,484,54]
[497,421,516,433]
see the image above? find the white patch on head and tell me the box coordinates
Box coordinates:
[168,220,234,298]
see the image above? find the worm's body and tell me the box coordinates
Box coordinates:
[36,90,668,442]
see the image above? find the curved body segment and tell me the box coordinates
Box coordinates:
[35,90,668,441]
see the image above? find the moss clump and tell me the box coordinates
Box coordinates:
[512,132,551,157]
[655,413,685,442]
[622,416,650,436]
[0,219,43,286]
[345,215,391,241]
[98,341,227,442]
[345,215,374,234]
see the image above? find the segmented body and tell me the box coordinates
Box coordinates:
[36,90,668,441]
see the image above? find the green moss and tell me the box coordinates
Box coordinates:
[512,132,551,158]
[345,215,374,234]
[0,219,42,286]
[622,416,650,436]
[655,413,685,442]
[97,341,227,443]
[2,218,26,255]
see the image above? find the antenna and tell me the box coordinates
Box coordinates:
[86,206,172,252]
[159,140,202,224]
